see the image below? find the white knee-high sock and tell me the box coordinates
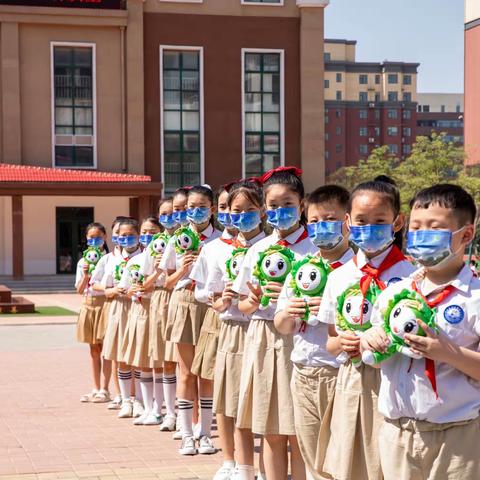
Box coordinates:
[117,369,132,401]
[178,398,194,438]
[199,397,213,437]
[153,373,164,416]
[163,373,177,417]
[134,370,142,402]
[139,372,154,413]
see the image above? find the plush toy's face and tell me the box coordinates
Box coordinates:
[176,232,195,251]
[152,237,167,254]
[130,269,143,283]
[230,252,246,278]
[85,250,100,264]
[389,299,421,339]
[295,264,323,293]
[342,294,373,326]
[261,252,289,280]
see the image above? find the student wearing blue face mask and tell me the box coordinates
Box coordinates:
[76,222,109,404]
[317,176,414,480]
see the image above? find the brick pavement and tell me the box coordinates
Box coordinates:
[0,325,222,480]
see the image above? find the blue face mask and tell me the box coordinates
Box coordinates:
[172,210,189,226]
[266,207,299,230]
[87,237,104,248]
[139,234,154,247]
[159,214,178,230]
[187,207,211,225]
[118,235,138,249]
[407,229,462,268]
[307,221,344,250]
[230,211,262,233]
[217,212,233,229]
[111,235,119,246]
[349,224,394,254]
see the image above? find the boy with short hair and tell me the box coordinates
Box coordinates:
[274,185,353,480]
[362,183,480,480]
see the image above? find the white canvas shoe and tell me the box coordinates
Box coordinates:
[179,436,197,456]
[117,399,133,418]
[160,414,177,431]
[197,435,216,455]
[132,400,144,418]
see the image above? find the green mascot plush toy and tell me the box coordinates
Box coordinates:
[83,247,103,275]
[335,282,381,366]
[362,288,436,365]
[289,255,331,327]
[128,264,145,303]
[149,232,170,256]
[253,244,295,310]
[225,247,249,282]
[114,261,127,284]
[174,227,201,255]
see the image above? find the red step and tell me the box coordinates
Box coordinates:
[0,285,11,303]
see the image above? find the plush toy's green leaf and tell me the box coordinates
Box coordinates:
[289,255,331,297]
[149,232,171,257]
[225,247,249,281]
[114,261,127,282]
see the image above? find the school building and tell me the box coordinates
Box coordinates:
[0,0,329,278]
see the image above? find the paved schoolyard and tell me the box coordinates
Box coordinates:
[0,323,221,480]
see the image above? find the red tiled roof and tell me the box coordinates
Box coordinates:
[0,164,151,183]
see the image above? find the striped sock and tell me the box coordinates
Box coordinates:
[178,398,194,438]
[153,373,164,416]
[140,372,154,413]
[117,369,132,401]
[134,370,142,402]
[163,374,177,417]
[199,397,213,437]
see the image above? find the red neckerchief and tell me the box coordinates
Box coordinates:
[220,237,234,245]
[411,281,456,399]
[329,261,343,270]
[277,228,308,247]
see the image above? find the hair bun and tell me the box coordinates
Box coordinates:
[374,175,397,187]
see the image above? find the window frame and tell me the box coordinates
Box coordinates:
[241,0,284,4]
[159,45,205,194]
[241,48,285,179]
[50,41,97,170]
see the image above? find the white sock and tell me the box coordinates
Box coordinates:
[199,397,213,437]
[117,369,132,401]
[222,460,235,469]
[178,398,194,438]
[236,465,255,480]
[139,372,154,413]
[163,374,177,417]
[153,373,164,416]
[134,370,142,402]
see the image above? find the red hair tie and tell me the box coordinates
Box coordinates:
[260,166,303,184]
[182,185,193,191]
[222,180,239,193]
[244,176,263,185]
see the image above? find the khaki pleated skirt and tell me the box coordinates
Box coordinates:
[317,361,383,480]
[121,298,152,369]
[213,320,249,418]
[149,288,170,365]
[236,319,295,436]
[76,296,105,345]
[102,296,130,362]
[191,307,221,380]
[96,297,112,342]
[166,288,208,346]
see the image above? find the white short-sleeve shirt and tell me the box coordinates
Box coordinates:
[99,248,142,289]
[118,251,152,300]
[139,234,174,288]
[232,227,317,321]
[75,258,104,297]
[371,265,480,423]
[318,246,415,326]
[276,248,355,368]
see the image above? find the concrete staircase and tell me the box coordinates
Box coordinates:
[0,275,76,294]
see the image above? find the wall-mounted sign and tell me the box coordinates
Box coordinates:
[0,0,124,9]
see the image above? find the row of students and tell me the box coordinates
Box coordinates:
[75,168,480,480]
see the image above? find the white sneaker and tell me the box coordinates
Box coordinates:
[132,400,144,418]
[179,435,197,455]
[108,395,122,410]
[133,412,148,425]
[193,422,202,440]
[142,412,162,425]
[172,427,183,440]
[118,399,133,418]
[256,473,265,480]
[160,414,177,431]
[198,435,216,455]
[213,464,235,480]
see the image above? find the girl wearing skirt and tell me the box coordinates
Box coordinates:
[76,222,109,403]
[233,167,313,480]
[160,185,221,456]
[318,177,414,480]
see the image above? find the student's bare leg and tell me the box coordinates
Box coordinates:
[289,435,306,480]
[264,434,288,479]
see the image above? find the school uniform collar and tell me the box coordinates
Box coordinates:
[335,248,355,265]
[121,247,141,259]
[419,264,474,297]
[272,226,306,245]
[193,222,215,239]
[222,229,235,240]
[356,245,393,269]
[237,231,265,248]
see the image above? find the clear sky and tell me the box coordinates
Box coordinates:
[324,0,464,93]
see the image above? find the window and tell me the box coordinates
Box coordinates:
[161,48,203,193]
[456,104,461,113]
[336,126,342,135]
[403,127,411,137]
[374,127,381,136]
[388,91,398,101]
[375,92,381,102]
[375,109,380,120]
[359,74,368,84]
[403,144,412,155]
[375,74,381,85]
[387,109,398,119]
[359,145,368,155]
[336,90,342,100]
[242,0,283,3]
[423,105,430,113]
[388,144,399,154]
[325,151,330,160]
[52,43,95,168]
[441,105,446,113]
[387,126,398,136]
[325,132,330,141]
[336,73,342,82]
[325,115,329,124]
[359,109,368,119]
[324,52,331,61]
[403,92,412,102]
[335,110,342,118]
[417,105,422,112]
[388,74,398,84]
[402,109,412,120]
[359,127,368,137]
[324,79,330,88]
[243,50,283,177]
[359,92,368,102]
[403,75,412,85]
[335,144,342,153]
